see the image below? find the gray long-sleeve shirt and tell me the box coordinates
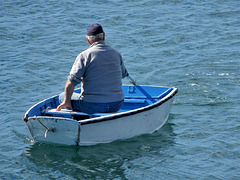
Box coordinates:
[68,41,128,103]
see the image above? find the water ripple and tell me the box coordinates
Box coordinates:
[1,0,240,179]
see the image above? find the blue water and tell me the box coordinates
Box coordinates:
[1,0,240,179]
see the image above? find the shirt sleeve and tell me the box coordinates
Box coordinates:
[120,54,129,78]
[68,54,86,86]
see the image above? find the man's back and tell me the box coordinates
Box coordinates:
[70,41,128,103]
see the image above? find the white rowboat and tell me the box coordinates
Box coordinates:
[23,85,178,146]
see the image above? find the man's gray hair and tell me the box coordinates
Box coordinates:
[86,33,104,43]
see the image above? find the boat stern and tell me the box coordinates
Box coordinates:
[26,117,80,146]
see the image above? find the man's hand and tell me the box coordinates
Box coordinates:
[56,101,73,111]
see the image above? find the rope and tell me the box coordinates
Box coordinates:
[36,118,55,138]
[127,75,156,103]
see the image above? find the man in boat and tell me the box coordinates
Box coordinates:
[56,23,129,114]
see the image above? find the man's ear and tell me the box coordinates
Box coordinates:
[86,36,91,44]
[103,32,105,41]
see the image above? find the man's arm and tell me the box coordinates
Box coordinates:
[56,79,75,111]
[119,55,129,78]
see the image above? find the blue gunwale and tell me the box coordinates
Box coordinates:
[23,85,178,124]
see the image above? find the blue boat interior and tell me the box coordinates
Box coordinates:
[25,86,173,121]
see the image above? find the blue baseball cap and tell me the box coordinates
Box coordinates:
[87,24,104,36]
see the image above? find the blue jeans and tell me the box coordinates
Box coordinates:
[59,92,124,114]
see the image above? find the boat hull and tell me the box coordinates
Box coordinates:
[24,85,177,146]
[79,97,173,145]
[26,117,80,146]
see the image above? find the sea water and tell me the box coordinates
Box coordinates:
[0,0,239,179]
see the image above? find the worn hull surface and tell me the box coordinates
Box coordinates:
[24,85,178,146]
